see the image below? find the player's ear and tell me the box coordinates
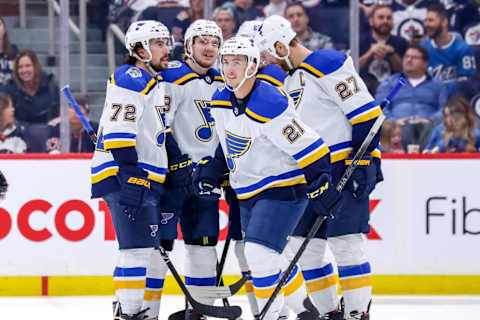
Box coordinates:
[136,47,148,60]
[274,41,287,58]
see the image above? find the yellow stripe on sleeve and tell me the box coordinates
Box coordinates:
[104,140,136,149]
[298,145,330,168]
[91,168,118,184]
[350,107,382,125]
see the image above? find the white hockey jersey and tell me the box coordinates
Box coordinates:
[161,61,224,162]
[91,64,170,198]
[283,50,382,167]
[210,80,330,200]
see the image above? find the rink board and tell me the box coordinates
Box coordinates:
[1,153,479,296]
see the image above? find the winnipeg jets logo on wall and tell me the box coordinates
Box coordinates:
[225,131,252,172]
[288,89,304,110]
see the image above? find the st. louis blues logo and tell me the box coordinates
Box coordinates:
[160,212,174,225]
[288,89,304,110]
[225,131,252,171]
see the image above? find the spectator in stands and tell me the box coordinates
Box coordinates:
[453,0,480,47]
[380,120,406,153]
[213,6,236,41]
[450,56,480,123]
[284,2,334,51]
[47,97,99,153]
[391,0,439,41]
[138,0,185,30]
[0,17,18,86]
[0,50,59,124]
[360,5,408,84]
[376,44,448,149]
[422,4,476,84]
[222,0,263,27]
[424,96,480,152]
[172,0,204,44]
[0,92,26,154]
[264,0,286,17]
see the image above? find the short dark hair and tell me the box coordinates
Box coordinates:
[370,4,392,18]
[406,44,429,62]
[427,3,449,21]
[284,2,307,16]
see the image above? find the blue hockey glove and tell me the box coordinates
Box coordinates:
[306,173,342,218]
[117,166,150,222]
[192,156,224,201]
[165,154,193,194]
[345,155,377,200]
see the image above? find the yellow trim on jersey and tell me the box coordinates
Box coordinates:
[173,73,198,85]
[144,289,162,301]
[349,106,382,125]
[236,177,307,200]
[256,74,283,87]
[140,78,157,95]
[211,100,232,107]
[91,168,119,184]
[245,108,271,123]
[305,275,337,293]
[298,144,330,168]
[285,271,305,296]
[254,286,284,299]
[148,173,166,184]
[339,275,372,291]
[244,281,254,293]
[299,62,324,78]
[104,140,136,149]
[113,280,145,290]
[371,149,381,159]
[214,75,224,81]
[109,73,115,84]
[345,159,371,166]
[330,149,352,163]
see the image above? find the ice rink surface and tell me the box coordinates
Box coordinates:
[1,295,479,320]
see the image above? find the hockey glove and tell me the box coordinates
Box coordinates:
[307,173,342,218]
[345,155,377,200]
[192,156,224,201]
[117,166,150,222]
[165,154,193,194]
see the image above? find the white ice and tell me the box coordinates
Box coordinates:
[1,295,479,320]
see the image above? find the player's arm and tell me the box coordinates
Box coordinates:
[253,90,341,216]
[324,56,383,198]
[102,84,149,221]
[192,143,229,200]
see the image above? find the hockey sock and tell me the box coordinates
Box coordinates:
[329,234,372,317]
[281,244,309,315]
[245,242,284,320]
[234,240,259,316]
[113,248,152,316]
[142,249,168,319]
[289,237,339,315]
[184,244,217,306]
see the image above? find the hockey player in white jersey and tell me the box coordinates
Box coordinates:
[90,20,175,320]
[192,36,343,320]
[256,15,383,320]
[159,19,225,319]
[236,20,311,320]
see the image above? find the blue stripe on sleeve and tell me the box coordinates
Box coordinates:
[292,138,325,160]
[104,132,136,140]
[91,161,117,174]
[345,101,378,120]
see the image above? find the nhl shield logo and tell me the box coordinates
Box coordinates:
[149,224,159,237]
[233,107,239,116]
[225,130,252,171]
[205,75,212,84]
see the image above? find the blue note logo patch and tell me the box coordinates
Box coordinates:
[160,212,174,225]
[225,131,252,171]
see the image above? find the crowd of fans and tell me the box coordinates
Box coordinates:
[0,0,479,154]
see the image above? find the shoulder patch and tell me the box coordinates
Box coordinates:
[245,81,288,123]
[161,61,199,85]
[168,61,183,69]
[112,64,155,94]
[126,67,142,78]
[299,50,347,78]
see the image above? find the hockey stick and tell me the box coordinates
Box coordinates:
[218,237,232,307]
[256,77,407,320]
[158,246,242,319]
[61,85,98,144]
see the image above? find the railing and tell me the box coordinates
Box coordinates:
[106,23,125,75]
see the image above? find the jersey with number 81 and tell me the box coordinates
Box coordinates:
[91,64,170,198]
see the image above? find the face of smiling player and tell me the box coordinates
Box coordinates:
[188,35,220,69]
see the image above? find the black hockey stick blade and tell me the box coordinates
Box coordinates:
[168,309,186,320]
[189,271,250,299]
[158,246,242,319]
